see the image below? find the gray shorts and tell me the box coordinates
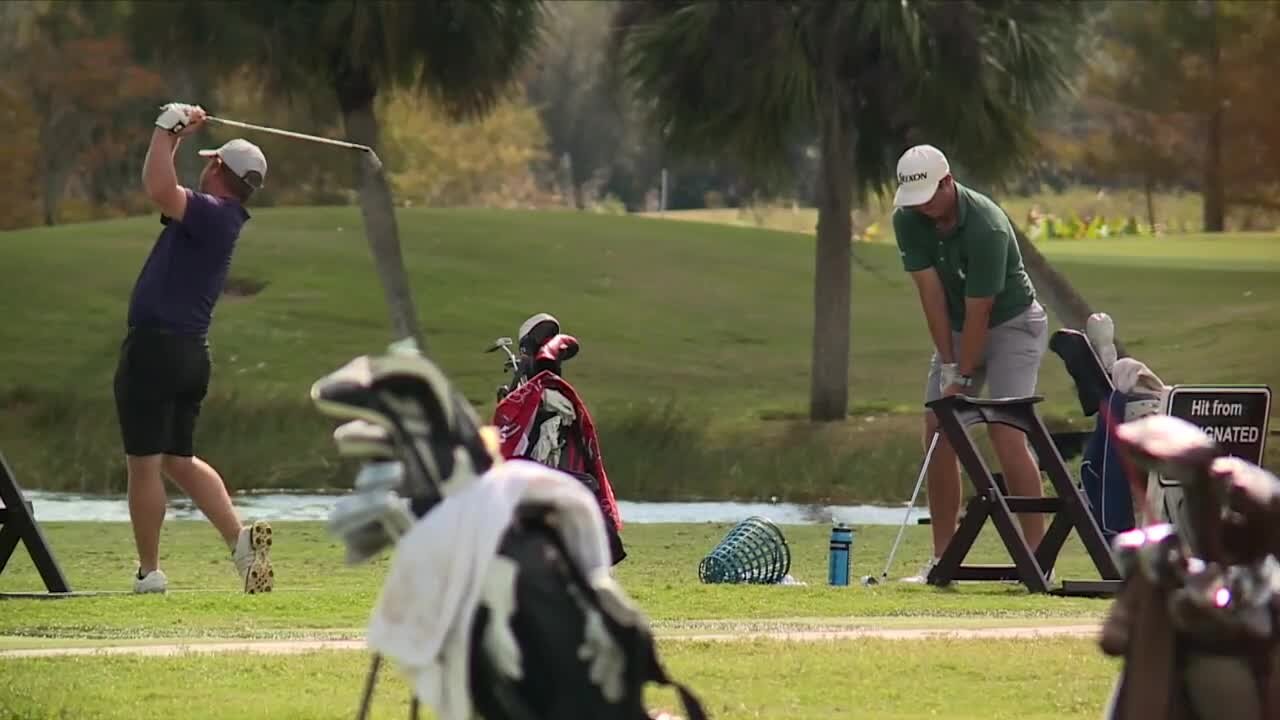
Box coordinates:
[925,300,1049,404]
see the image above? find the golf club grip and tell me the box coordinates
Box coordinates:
[206,116,373,153]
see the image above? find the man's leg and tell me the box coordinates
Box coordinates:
[162,455,242,549]
[167,342,273,593]
[985,301,1052,551]
[164,339,239,548]
[902,352,963,582]
[126,454,167,574]
[114,331,174,590]
[989,425,1046,550]
[924,410,962,558]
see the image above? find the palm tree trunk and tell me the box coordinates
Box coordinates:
[1012,223,1128,359]
[1144,175,1157,230]
[340,99,424,348]
[808,104,853,422]
[1202,0,1225,233]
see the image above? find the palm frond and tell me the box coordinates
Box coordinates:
[612,1,815,176]
[894,0,1096,190]
[403,0,550,121]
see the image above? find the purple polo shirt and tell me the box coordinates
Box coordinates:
[127,189,249,337]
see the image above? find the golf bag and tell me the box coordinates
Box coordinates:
[1049,314,1165,536]
[1100,414,1280,720]
[488,313,626,565]
[310,342,705,720]
[1080,390,1138,540]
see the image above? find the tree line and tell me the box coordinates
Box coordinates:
[2,0,1277,421]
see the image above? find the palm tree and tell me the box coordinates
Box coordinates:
[122,0,548,349]
[611,1,1099,421]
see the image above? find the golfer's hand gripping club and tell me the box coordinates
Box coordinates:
[155,102,206,136]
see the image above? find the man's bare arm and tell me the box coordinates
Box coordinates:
[142,128,188,221]
[144,104,208,221]
[957,297,995,377]
[910,268,955,363]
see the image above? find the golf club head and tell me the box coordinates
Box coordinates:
[486,337,514,353]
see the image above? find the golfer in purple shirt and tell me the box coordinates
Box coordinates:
[113,102,275,594]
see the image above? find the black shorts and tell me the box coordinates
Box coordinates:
[113,327,212,457]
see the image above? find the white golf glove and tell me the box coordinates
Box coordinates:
[155,102,200,134]
[939,362,962,389]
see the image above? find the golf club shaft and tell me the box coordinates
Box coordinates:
[880,430,941,578]
[206,115,374,153]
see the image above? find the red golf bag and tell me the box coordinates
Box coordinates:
[491,332,626,565]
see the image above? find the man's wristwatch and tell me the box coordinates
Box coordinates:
[955,374,974,389]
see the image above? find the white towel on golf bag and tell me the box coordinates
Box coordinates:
[365,458,614,720]
[1111,357,1166,398]
[529,388,576,466]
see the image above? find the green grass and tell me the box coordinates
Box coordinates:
[0,521,1124,719]
[0,638,1122,720]
[0,521,1112,641]
[1,205,1277,502]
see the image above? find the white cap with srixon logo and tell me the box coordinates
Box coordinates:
[893,144,950,207]
[198,138,268,189]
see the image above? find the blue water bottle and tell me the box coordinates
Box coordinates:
[828,523,853,586]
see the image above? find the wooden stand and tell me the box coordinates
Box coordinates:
[0,450,71,595]
[924,395,1122,597]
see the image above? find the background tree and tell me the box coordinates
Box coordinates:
[14,4,163,226]
[612,0,1096,421]
[523,0,628,209]
[380,85,552,209]
[1082,0,1262,232]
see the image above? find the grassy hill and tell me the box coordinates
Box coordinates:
[640,186,1259,239]
[1,206,1277,503]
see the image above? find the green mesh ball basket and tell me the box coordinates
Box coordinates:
[698,516,791,584]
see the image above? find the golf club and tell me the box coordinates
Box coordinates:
[485,336,523,401]
[862,430,941,586]
[204,114,384,172]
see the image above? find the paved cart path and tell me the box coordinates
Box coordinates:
[0,622,1102,659]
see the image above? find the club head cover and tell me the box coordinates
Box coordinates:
[518,313,560,355]
[533,333,579,376]
[327,468,416,565]
[333,420,397,461]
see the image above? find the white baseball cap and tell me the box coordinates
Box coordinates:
[893,144,950,207]
[198,138,268,188]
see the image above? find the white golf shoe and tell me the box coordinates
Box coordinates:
[899,557,939,584]
[233,520,275,594]
[133,568,168,594]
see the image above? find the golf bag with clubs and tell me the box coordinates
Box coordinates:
[487,313,626,565]
[312,341,706,720]
[1099,414,1280,720]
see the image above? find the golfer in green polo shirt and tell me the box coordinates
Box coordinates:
[890,144,1050,584]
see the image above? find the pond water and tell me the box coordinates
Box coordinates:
[15,490,928,526]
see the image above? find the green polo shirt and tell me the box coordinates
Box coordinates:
[893,182,1036,332]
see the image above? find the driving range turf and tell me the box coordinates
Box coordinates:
[3,209,1275,716]
[0,207,1277,504]
[2,521,1121,719]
